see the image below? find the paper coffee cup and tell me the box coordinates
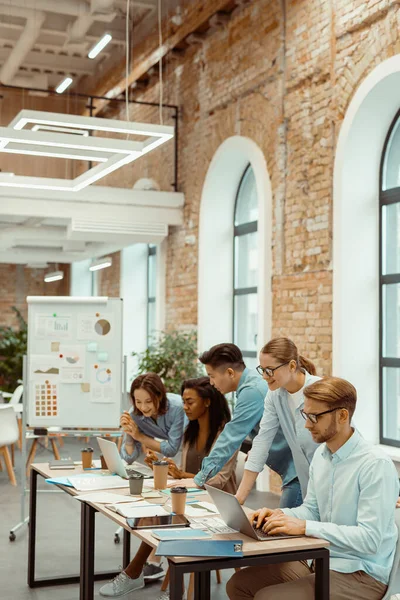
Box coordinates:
[170,486,187,514]
[81,447,93,469]
[128,473,144,495]
[153,460,169,490]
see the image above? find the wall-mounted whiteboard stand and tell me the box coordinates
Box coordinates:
[27,296,124,428]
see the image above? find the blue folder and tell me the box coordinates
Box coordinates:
[155,539,243,557]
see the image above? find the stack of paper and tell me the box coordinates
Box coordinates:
[74,492,137,504]
[68,475,129,491]
[183,502,219,517]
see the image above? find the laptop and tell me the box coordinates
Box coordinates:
[97,437,153,479]
[204,484,304,541]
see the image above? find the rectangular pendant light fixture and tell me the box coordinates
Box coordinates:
[55,77,73,94]
[44,270,64,282]
[88,34,112,59]
[89,256,112,271]
[0,110,174,192]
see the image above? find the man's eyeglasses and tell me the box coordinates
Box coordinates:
[256,361,290,378]
[300,407,347,424]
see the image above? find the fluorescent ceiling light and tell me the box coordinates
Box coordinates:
[88,34,112,59]
[56,77,73,94]
[44,270,64,282]
[89,256,112,271]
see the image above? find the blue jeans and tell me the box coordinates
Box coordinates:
[279,477,302,509]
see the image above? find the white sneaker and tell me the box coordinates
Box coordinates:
[99,571,145,597]
[157,591,187,600]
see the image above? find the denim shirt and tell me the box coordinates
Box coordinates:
[283,429,398,585]
[194,368,296,488]
[245,371,321,497]
[120,393,185,464]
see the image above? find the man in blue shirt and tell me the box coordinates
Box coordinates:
[193,343,302,508]
[227,376,398,600]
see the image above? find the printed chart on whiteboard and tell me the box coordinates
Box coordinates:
[35,314,72,339]
[91,364,116,403]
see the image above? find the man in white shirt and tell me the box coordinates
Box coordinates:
[226,376,399,600]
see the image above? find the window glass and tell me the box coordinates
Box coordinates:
[235,167,258,226]
[233,165,258,361]
[382,118,400,190]
[234,232,258,289]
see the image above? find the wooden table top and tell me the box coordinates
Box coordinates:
[32,462,329,564]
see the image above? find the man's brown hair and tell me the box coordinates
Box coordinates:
[304,376,357,420]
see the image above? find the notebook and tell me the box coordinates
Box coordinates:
[49,458,74,469]
[155,539,244,557]
[151,528,212,541]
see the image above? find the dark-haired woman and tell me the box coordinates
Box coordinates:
[100,377,237,599]
[120,372,186,464]
[162,376,237,493]
[236,337,320,506]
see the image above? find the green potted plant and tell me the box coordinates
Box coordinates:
[0,306,27,394]
[132,330,203,393]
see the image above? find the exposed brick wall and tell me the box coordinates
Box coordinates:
[0,264,70,329]
[97,252,121,298]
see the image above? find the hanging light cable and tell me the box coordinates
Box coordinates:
[125,0,131,126]
[158,0,163,125]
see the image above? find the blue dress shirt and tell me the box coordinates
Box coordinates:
[194,368,296,488]
[120,393,185,464]
[283,429,399,585]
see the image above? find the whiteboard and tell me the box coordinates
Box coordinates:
[26,296,124,428]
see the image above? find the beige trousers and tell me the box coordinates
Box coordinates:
[226,561,387,600]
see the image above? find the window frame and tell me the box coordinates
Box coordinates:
[379,108,400,447]
[233,164,258,361]
[146,244,157,345]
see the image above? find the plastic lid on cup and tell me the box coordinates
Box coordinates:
[81,447,94,452]
[170,486,188,494]
[153,460,169,466]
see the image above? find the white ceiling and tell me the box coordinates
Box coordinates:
[0,0,174,91]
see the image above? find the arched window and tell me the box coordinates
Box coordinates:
[233,165,258,368]
[147,244,157,344]
[380,110,400,446]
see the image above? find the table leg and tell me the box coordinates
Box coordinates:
[79,502,87,600]
[123,528,131,568]
[194,570,211,600]
[169,561,184,600]
[314,548,330,600]
[83,503,96,600]
[27,467,38,587]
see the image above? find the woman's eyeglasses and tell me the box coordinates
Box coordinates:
[256,361,290,378]
[300,407,347,424]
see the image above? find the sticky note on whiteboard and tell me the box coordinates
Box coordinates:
[97,352,109,362]
[81,383,90,393]
[87,342,98,352]
[51,341,60,352]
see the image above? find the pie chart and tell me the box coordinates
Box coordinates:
[66,355,80,364]
[95,319,111,336]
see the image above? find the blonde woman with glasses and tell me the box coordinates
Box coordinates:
[235,337,321,506]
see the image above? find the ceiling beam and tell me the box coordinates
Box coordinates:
[85,0,236,115]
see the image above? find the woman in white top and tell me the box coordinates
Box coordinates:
[236,337,320,505]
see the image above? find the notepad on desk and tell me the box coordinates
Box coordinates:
[106,502,169,518]
[67,475,129,491]
[151,528,212,541]
[184,502,219,517]
[155,539,244,557]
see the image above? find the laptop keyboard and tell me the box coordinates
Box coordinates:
[252,524,287,540]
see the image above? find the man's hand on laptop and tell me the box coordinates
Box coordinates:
[262,513,306,536]
[249,507,283,529]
